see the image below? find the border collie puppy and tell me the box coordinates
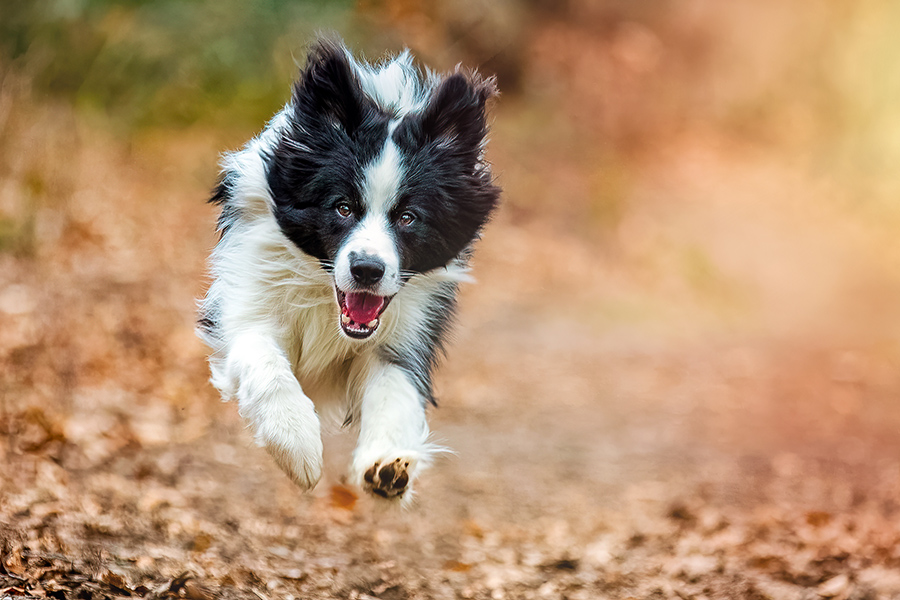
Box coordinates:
[198,39,499,502]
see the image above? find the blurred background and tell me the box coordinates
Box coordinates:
[3,1,900,599]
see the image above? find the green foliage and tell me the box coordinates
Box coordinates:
[0,0,355,130]
[0,216,35,257]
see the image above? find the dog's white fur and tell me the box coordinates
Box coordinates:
[199,64,472,501]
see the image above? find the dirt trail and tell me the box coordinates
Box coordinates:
[3,97,900,600]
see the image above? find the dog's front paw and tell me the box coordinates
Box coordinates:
[364,457,412,499]
[351,451,424,501]
[266,440,323,491]
[257,417,324,491]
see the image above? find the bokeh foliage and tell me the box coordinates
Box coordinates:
[0,0,356,130]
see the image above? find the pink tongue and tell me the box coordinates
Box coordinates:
[344,292,385,323]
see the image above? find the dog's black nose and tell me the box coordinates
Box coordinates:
[350,255,385,286]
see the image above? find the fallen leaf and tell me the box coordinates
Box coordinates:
[443,560,472,573]
[191,533,213,553]
[806,511,833,528]
[329,485,358,511]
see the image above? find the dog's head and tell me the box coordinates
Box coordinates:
[267,40,500,340]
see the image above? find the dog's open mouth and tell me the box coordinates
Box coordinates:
[336,288,393,339]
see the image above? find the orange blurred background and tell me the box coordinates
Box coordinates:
[2,0,900,499]
[4,2,900,597]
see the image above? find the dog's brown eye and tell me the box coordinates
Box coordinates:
[399,212,415,226]
[336,202,353,218]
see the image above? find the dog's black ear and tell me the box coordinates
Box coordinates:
[419,71,497,146]
[292,39,370,134]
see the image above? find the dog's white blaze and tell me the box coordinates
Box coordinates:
[363,134,403,214]
[333,135,404,296]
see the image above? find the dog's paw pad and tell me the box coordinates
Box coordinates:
[363,458,410,499]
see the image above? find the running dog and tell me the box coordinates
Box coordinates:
[198,39,500,502]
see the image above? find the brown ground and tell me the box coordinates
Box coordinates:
[4,11,900,597]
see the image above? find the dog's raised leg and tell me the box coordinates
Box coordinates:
[222,331,324,490]
[350,362,434,502]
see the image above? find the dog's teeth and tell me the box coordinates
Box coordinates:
[367,319,379,329]
[341,314,351,325]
